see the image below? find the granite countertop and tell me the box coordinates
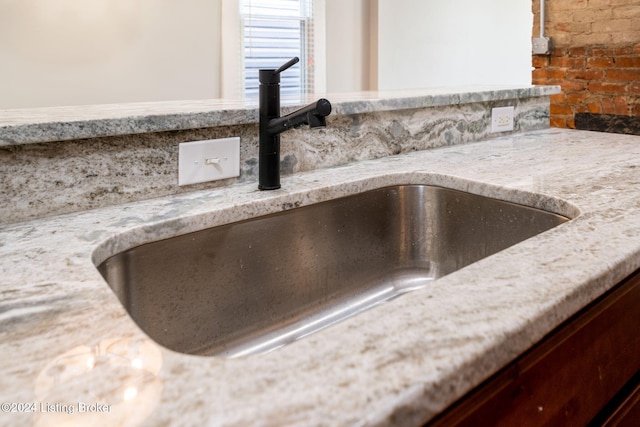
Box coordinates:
[0,85,558,145]
[2,128,640,427]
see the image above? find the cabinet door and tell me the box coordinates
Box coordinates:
[426,269,640,427]
[595,374,640,427]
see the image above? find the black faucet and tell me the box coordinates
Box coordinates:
[258,57,332,190]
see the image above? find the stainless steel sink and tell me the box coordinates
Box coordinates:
[97,185,569,358]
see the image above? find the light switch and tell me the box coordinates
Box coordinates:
[178,137,240,186]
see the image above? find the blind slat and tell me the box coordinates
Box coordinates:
[241,0,313,99]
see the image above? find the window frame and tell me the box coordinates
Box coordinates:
[220,0,325,101]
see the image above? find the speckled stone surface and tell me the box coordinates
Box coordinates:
[0,86,559,145]
[2,128,640,427]
[575,113,640,136]
[0,94,551,225]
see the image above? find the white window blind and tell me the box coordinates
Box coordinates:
[241,0,314,99]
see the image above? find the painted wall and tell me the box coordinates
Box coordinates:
[0,0,220,108]
[325,0,374,92]
[378,0,532,90]
[0,0,532,108]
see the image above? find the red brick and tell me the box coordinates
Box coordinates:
[550,116,567,128]
[588,82,628,94]
[630,83,640,94]
[587,101,602,113]
[615,57,640,68]
[635,44,640,55]
[601,96,630,115]
[567,116,576,129]
[551,103,574,115]
[592,48,613,57]
[613,47,634,55]
[568,47,588,57]
[607,69,640,81]
[532,69,545,81]
[531,68,547,85]
[551,48,567,57]
[566,69,606,80]
[569,57,587,68]
[532,56,550,68]
[587,57,614,68]
[551,57,586,68]
[614,97,630,115]
[549,57,567,67]
[601,98,616,114]
[562,80,588,92]
[566,92,590,104]
[534,68,567,80]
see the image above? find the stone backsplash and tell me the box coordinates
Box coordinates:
[0,94,551,225]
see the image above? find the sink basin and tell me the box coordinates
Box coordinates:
[97,185,569,357]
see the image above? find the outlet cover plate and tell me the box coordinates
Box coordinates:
[178,137,240,186]
[491,106,515,133]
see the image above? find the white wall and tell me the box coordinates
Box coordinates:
[325,0,373,93]
[378,0,531,90]
[0,0,220,108]
[0,0,532,108]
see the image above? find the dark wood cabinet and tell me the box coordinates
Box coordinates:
[426,269,640,427]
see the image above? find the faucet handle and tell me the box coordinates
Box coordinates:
[260,57,300,85]
[274,57,299,75]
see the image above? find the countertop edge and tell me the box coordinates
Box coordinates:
[0,85,560,146]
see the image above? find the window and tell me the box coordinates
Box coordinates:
[241,0,314,99]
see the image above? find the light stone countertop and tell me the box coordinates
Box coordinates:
[2,128,640,427]
[0,85,558,145]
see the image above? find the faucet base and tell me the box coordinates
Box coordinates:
[258,150,281,191]
[258,183,281,191]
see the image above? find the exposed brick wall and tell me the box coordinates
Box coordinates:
[533,45,640,128]
[532,0,640,128]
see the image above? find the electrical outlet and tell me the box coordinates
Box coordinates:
[178,137,240,186]
[491,106,515,133]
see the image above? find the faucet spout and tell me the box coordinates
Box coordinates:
[258,57,332,191]
[266,99,332,135]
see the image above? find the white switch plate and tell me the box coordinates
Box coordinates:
[491,106,515,133]
[178,137,240,186]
